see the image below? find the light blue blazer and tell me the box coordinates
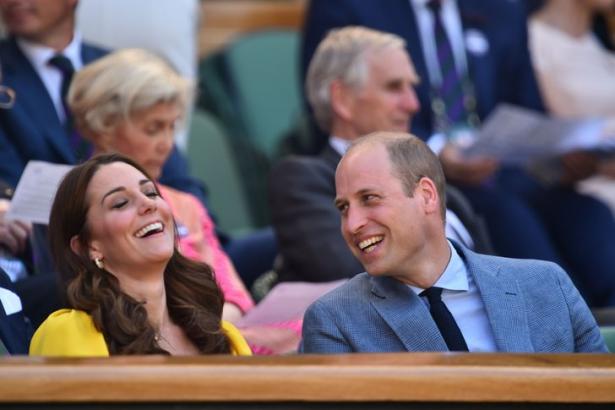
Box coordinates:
[300,243,607,353]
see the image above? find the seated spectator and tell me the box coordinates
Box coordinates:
[30,153,251,356]
[300,0,615,308]
[76,0,201,150]
[269,27,491,283]
[301,132,606,354]
[0,267,31,355]
[529,0,615,210]
[67,48,299,354]
[0,0,207,205]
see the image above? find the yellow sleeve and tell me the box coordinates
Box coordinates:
[29,309,109,357]
[222,321,251,356]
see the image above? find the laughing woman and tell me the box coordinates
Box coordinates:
[65,48,254,325]
[30,154,250,356]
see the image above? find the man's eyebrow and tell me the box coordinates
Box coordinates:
[139,179,153,186]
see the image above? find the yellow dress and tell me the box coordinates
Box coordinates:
[29,309,251,356]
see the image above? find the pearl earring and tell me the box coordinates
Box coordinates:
[94,257,104,269]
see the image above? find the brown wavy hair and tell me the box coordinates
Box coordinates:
[48,153,230,354]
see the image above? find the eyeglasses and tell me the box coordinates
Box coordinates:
[0,85,15,109]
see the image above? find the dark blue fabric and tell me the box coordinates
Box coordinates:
[0,268,32,355]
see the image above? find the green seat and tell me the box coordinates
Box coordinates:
[601,326,615,353]
[187,109,254,235]
[224,30,303,160]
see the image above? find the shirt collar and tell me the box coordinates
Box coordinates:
[409,240,469,295]
[17,31,83,72]
[329,136,352,156]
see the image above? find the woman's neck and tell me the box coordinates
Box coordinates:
[535,1,592,38]
[116,271,169,329]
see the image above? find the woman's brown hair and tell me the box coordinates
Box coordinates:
[48,153,230,354]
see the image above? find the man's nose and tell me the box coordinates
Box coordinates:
[401,87,420,114]
[344,206,367,235]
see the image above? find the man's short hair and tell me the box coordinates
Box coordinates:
[348,132,447,221]
[306,26,406,133]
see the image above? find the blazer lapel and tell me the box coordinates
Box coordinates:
[460,246,534,352]
[369,276,448,352]
[3,38,75,163]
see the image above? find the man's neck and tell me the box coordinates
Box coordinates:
[392,234,452,289]
[21,18,75,51]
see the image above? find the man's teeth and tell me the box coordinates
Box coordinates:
[135,222,163,238]
[358,236,383,252]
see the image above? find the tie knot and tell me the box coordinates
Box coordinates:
[48,54,74,76]
[420,286,443,302]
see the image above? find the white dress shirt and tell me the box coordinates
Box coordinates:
[410,241,497,352]
[17,33,84,123]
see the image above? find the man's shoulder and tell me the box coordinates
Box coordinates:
[460,244,567,284]
[312,272,372,307]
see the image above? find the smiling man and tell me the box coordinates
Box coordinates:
[300,132,606,354]
[269,26,488,284]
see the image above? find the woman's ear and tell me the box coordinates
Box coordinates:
[69,235,82,256]
[88,132,114,152]
[70,235,102,261]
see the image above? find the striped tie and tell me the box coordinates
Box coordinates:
[428,0,468,130]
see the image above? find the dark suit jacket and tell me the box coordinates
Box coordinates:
[0,37,206,203]
[301,242,607,353]
[269,145,360,282]
[301,0,545,141]
[0,268,31,355]
[269,144,491,282]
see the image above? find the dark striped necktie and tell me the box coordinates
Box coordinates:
[427,0,469,130]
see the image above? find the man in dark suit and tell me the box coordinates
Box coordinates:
[270,27,489,283]
[300,0,615,306]
[301,132,606,354]
[0,0,205,202]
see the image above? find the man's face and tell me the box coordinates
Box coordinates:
[344,47,420,138]
[335,144,430,280]
[0,0,76,42]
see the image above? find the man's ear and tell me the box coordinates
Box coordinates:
[330,80,355,122]
[416,177,440,215]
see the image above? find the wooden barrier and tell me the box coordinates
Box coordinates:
[1,353,614,409]
[199,0,306,57]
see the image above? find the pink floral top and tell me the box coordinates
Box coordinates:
[158,185,254,313]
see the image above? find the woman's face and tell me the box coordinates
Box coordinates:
[108,102,181,180]
[81,161,175,277]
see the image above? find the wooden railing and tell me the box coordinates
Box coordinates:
[199,0,306,57]
[1,353,614,408]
